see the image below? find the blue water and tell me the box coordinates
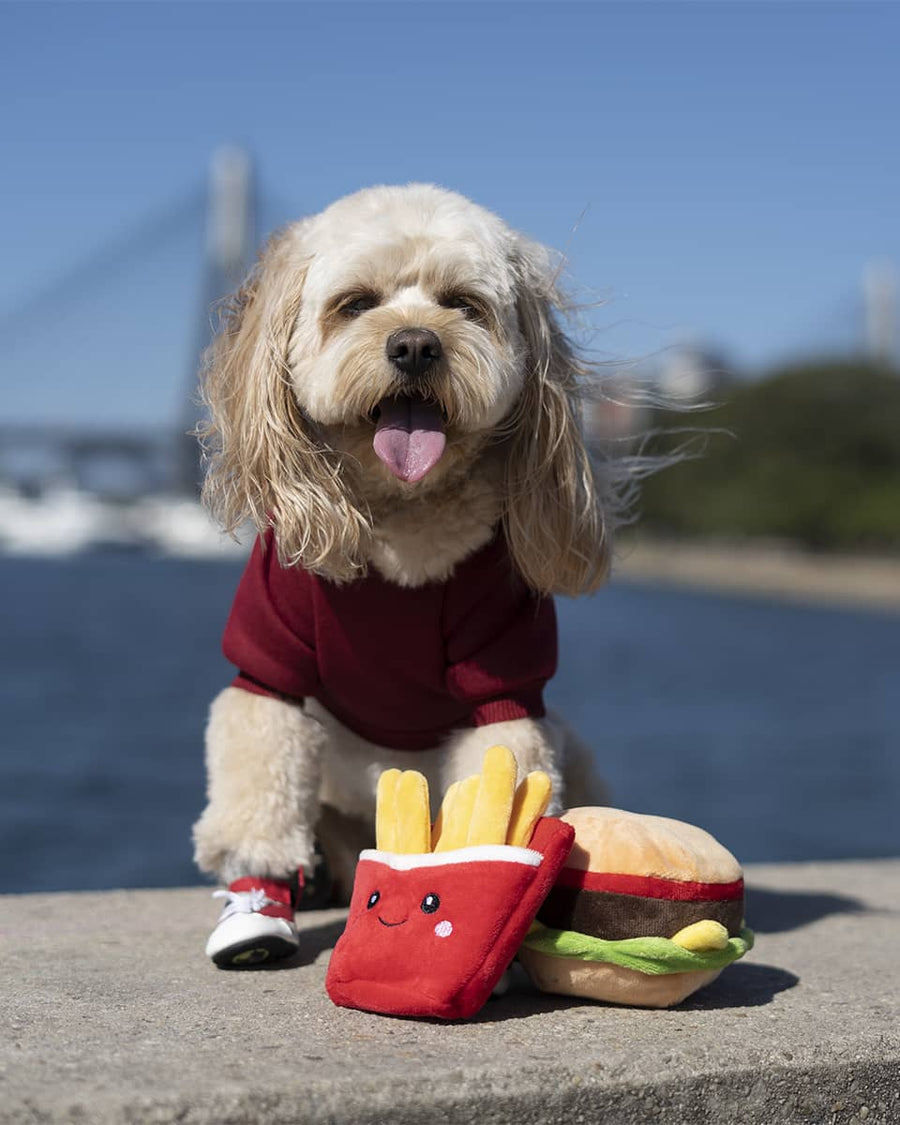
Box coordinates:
[2,553,898,893]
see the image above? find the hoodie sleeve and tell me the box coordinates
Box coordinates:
[443,536,557,727]
[222,529,320,701]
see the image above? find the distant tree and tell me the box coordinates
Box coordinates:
[637,358,900,552]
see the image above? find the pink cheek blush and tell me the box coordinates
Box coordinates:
[434,920,453,938]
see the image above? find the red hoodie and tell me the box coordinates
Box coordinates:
[223,528,557,751]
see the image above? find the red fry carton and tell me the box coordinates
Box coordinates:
[325,816,575,1019]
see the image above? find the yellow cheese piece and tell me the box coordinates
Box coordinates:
[375,768,402,852]
[466,745,518,846]
[506,770,552,847]
[671,919,730,951]
[394,770,431,854]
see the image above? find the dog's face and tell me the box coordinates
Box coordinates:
[200,183,610,595]
[285,185,529,486]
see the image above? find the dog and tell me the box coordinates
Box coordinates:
[191,183,616,966]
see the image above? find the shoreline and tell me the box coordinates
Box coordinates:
[613,536,900,613]
[1,528,898,614]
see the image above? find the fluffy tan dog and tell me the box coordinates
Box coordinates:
[192,184,617,966]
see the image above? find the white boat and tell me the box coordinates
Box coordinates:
[0,485,128,556]
[0,486,250,559]
[128,496,250,559]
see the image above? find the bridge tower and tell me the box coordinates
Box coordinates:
[178,147,256,494]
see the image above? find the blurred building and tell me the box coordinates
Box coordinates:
[655,341,735,403]
[864,261,897,366]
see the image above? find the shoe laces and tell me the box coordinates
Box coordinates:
[212,887,278,921]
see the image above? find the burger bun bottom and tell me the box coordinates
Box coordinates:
[518,947,723,1009]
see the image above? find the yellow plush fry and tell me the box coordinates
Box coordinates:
[431,780,460,851]
[671,919,729,952]
[376,769,402,852]
[435,774,480,851]
[506,770,552,847]
[394,770,431,854]
[466,745,518,846]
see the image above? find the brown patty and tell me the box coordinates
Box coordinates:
[538,885,745,941]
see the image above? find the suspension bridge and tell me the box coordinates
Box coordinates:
[1,148,271,503]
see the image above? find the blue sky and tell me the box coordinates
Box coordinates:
[2,1,898,429]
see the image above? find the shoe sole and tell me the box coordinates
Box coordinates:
[211,934,299,969]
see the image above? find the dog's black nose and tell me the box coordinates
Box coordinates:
[386,328,442,380]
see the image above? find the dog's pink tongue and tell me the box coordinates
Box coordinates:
[373,397,447,483]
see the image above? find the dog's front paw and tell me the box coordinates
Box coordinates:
[205,876,299,969]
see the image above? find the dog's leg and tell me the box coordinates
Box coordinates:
[440,713,607,814]
[193,686,326,884]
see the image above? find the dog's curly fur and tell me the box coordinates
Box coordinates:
[192,184,618,898]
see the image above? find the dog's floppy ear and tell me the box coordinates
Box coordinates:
[502,242,611,597]
[197,225,370,579]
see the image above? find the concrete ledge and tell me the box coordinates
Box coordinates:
[2,859,898,1124]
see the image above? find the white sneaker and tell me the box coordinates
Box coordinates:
[205,877,300,968]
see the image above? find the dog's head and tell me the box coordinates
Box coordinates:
[199,184,611,594]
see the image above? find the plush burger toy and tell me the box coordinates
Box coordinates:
[518,807,753,1008]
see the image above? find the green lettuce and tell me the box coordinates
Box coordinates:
[521,925,754,976]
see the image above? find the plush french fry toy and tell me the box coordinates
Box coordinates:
[326,748,575,1020]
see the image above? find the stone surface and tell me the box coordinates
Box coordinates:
[2,859,898,1124]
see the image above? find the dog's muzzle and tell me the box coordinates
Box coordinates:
[372,328,447,484]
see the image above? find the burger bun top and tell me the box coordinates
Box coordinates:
[561,807,742,885]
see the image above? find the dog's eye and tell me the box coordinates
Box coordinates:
[338,293,380,318]
[439,294,482,320]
